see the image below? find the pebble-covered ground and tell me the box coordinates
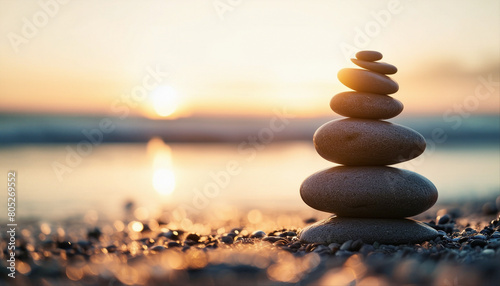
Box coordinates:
[1,196,499,286]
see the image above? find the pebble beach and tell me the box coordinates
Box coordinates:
[1,196,499,286]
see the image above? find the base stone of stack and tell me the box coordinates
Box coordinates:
[299,216,438,245]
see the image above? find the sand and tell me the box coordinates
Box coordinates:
[1,197,499,286]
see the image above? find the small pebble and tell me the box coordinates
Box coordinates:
[482,249,495,257]
[490,231,500,238]
[273,240,288,247]
[87,227,102,240]
[226,233,237,239]
[167,241,181,248]
[351,239,364,251]
[279,231,297,237]
[313,245,330,253]
[328,243,341,252]
[306,243,320,252]
[304,218,317,224]
[150,245,165,252]
[185,233,201,242]
[340,240,353,251]
[335,250,354,258]
[57,241,73,249]
[359,244,375,256]
[220,236,234,244]
[263,236,282,243]
[480,228,493,236]
[470,240,487,248]
[250,230,266,238]
[106,245,118,253]
[438,214,450,225]
[230,228,243,235]
[473,234,487,240]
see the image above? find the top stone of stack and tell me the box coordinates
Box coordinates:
[355,50,383,62]
[337,50,399,94]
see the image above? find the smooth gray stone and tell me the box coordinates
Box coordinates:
[355,50,383,62]
[338,68,399,94]
[330,91,403,119]
[314,118,426,165]
[299,216,438,244]
[351,58,398,74]
[300,166,438,218]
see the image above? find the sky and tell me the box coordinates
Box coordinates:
[0,0,499,118]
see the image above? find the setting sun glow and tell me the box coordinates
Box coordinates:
[150,85,180,118]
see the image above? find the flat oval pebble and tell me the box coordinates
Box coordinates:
[314,118,426,165]
[298,216,438,244]
[338,68,399,94]
[356,50,383,62]
[351,58,398,74]
[330,91,403,119]
[300,166,438,218]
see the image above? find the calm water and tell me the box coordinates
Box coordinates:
[0,141,499,221]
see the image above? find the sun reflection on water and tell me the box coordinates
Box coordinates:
[147,137,176,196]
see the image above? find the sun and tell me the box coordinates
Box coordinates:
[150,85,179,118]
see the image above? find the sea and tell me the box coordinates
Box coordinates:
[0,114,499,221]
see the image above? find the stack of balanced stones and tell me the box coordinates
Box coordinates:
[298,50,439,245]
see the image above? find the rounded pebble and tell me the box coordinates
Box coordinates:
[356,50,383,62]
[300,166,438,218]
[167,241,181,248]
[220,236,234,244]
[351,58,397,74]
[314,118,426,165]
[185,233,201,242]
[330,91,403,119]
[438,214,451,225]
[338,68,399,94]
[340,240,352,251]
[150,245,166,252]
[299,216,438,244]
[473,234,487,240]
[250,230,266,238]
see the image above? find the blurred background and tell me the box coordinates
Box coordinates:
[0,0,498,221]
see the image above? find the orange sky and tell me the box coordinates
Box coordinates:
[0,0,498,118]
